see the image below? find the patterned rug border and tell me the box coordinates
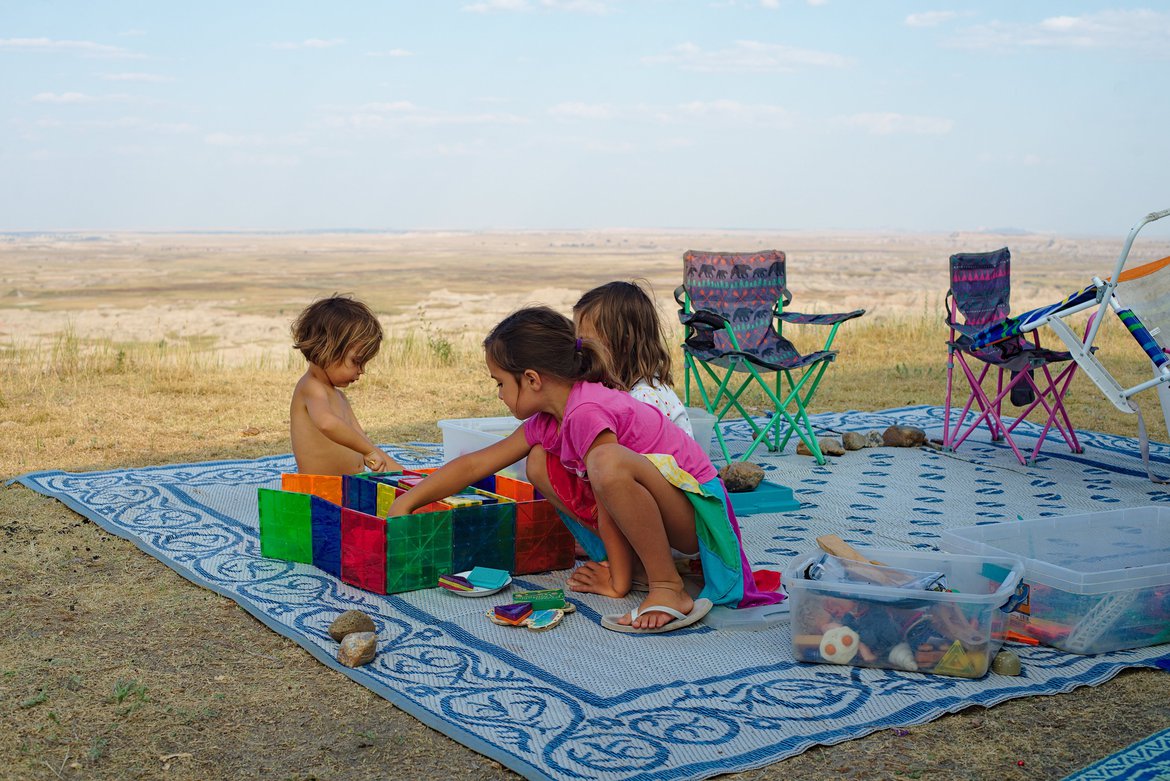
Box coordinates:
[1060,726,1170,781]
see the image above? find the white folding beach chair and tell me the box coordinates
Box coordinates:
[971,208,1170,481]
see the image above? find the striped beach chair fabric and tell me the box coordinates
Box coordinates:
[675,249,865,464]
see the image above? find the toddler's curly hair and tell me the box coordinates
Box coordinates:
[292,295,383,368]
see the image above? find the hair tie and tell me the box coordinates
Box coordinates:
[574,337,582,353]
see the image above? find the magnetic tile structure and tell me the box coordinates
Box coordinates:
[257,470,575,595]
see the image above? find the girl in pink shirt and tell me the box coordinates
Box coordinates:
[389,306,781,634]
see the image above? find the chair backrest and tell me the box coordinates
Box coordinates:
[1114,255,1170,366]
[682,249,787,355]
[949,247,1011,327]
[1116,256,1170,339]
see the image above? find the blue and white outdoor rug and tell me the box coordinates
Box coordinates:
[16,405,1170,781]
[1060,727,1170,781]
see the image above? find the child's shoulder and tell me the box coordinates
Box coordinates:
[293,369,334,398]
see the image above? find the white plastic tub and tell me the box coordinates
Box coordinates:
[438,416,526,480]
[685,407,719,457]
[785,546,1024,677]
[941,507,1170,654]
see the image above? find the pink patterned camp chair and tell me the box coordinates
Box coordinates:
[943,247,1084,465]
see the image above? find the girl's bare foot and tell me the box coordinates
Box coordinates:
[566,561,625,598]
[617,580,695,631]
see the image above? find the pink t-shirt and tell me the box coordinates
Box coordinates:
[524,382,717,484]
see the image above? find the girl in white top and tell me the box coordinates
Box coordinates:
[573,281,693,437]
[629,380,692,436]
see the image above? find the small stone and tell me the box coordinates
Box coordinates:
[240,426,261,437]
[991,650,1022,676]
[796,437,846,457]
[718,461,765,492]
[328,609,376,641]
[337,632,377,667]
[865,431,885,448]
[842,431,867,451]
[882,425,927,448]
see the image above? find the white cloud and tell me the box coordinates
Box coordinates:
[644,40,850,72]
[270,38,346,50]
[675,100,796,127]
[322,101,528,129]
[549,102,615,120]
[33,92,98,104]
[584,140,635,153]
[33,92,145,106]
[462,0,609,13]
[204,132,308,147]
[905,11,957,28]
[100,72,173,83]
[950,9,1170,53]
[464,0,532,12]
[0,37,142,59]
[843,112,953,135]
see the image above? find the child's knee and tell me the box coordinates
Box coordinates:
[585,444,632,492]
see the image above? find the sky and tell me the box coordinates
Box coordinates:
[2,1,1169,235]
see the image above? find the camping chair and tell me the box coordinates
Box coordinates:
[970,208,1170,481]
[943,247,1084,465]
[675,249,865,465]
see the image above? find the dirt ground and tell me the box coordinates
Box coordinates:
[3,230,1170,781]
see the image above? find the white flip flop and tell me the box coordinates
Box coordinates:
[601,598,713,635]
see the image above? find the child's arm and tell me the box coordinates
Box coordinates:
[387,427,530,516]
[351,419,401,472]
[302,381,396,469]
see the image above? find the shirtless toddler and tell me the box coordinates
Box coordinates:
[289,295,401,475]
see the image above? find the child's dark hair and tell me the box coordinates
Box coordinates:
[573,280,673,388]
[483,306,624,390]
[292,295,383,369]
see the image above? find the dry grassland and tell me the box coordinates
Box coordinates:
[2,230,1169,781]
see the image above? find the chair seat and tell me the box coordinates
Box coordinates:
[684,344,835,372]
[948,335,1073,373]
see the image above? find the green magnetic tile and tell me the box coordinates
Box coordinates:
[386,509,453,593]
[257,488,313,564]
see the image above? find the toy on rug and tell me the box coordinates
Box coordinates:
[257,470,575,597]
[487,599,576,632]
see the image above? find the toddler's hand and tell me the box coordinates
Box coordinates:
[364,448,398,472]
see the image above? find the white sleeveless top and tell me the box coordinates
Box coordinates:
[629,380,693,437]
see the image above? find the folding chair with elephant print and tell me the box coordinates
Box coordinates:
[675,249,865,464]
[943,247,1085,465]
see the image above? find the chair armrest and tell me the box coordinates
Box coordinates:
[947,320,991,339]
[778,309,865,326]
[678,308,730,330]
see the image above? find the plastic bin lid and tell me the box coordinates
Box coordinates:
[940,506,1170,594]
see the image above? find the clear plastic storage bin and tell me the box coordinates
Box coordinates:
[941,507,1170,654]
[437,417,526,480]
[785,547,1024,677]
